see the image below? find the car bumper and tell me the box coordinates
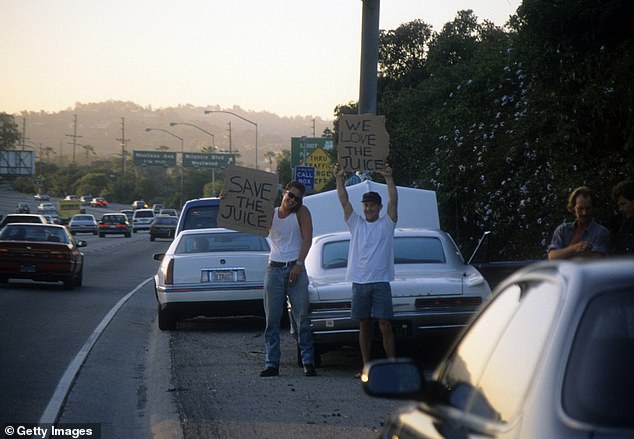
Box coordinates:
[308,306,480,346]
[69,227,97,234]
[99,227,129,235]
[155,279,265,317]
[150,229,176,238]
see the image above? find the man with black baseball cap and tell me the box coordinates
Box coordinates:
[333,162,398,372]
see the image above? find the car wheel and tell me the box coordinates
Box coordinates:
[158,305,176,330]
[150,235,155,242]
[133,229,137,233]
[63,276,74,289]
[99,233,105,238]
[0,276,8,284]
[125,233,131,238]
[93,231,97,235]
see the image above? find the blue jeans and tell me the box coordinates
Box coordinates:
[263,264,314,367]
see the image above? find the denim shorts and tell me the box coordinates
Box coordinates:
[351,282,393,320]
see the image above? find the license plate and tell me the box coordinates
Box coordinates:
[20,264,36,273]
[203,269,245,283]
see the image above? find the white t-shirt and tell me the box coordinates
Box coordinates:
[268,208,302,262]
[346,212,395,283]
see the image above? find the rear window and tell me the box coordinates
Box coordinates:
[321,236,447,269]
[134,210,154,218]
[180,205,219,231]
[0,225,69,243]
[102,215,127,223]
[153,217,177,225]
[176,232,269,254]
[563,288,634,427]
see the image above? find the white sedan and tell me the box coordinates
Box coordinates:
[305,227,492,364]
[153,228,271,330]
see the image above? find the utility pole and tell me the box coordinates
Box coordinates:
[227,121,232,153]
[116,117,130,177]
[65,114,82,163]
[312,118,316,137]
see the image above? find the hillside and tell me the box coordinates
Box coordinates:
[17,101,334,168]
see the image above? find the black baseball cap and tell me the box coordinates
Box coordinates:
[361,191,382,204]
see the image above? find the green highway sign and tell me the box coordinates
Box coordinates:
[133,150,177,167]
[183,152,236,169]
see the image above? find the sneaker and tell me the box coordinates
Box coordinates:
[303,364,317,377]
[259,367,279,377]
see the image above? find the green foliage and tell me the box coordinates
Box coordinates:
[0,113,21,150]
[348,5,633,260]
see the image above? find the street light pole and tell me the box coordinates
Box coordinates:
[145,128,185,208]
[169,122,215,151]
[204,110,258,169]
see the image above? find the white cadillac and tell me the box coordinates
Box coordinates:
[153,228,270,330]
[302,180,492,365]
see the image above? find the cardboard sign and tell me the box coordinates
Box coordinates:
[337,115,389,171]
[218,166,278,236]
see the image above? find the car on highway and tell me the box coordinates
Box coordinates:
[152,203,164,215]
[16,202,30,213]
[68,214,98,235]
[305,228,491,365]
[159,208,178,217]
[149,215,178,241]
[120,209,134,222]
[98,213,131,238]
[0,223,86,288]
[362,258,634,439]
[152,228,271,330]
[131,200,148,210]
[132,208,155,233]
[80,194,93,205]
[37,202,56,211]
[64,194,80,201]
[33,193,50,201]
[90,197,108,208]
[0,213,49,228]
[175,197,220,235]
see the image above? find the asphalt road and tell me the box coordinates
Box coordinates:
[1,184,449,438]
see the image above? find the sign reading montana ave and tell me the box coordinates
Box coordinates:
[133,151,177,167]
[182,152,236,169]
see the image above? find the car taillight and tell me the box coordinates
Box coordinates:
[164,258,174,285]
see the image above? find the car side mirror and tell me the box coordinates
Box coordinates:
[153,253,165,261]
[362,359,426,400]
[76,240,87,248]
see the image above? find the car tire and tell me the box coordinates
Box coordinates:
[93,231,97,235]
[150,235,155,242]
[158,305,176,331]
[63,276,74,289]
[125,233,131,238]
[99,233,105,238]
[133,229,137,233]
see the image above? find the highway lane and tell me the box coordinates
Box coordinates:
[0,204,171,424]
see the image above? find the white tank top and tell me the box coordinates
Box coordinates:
[269,208,302,262]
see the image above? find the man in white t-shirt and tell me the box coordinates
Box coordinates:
[334,163,397,368]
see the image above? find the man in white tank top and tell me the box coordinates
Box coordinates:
[334,163,398,370]
[260,181,316,377]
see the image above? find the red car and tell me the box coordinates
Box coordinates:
[90,197,108,208]
[0,223,86,288]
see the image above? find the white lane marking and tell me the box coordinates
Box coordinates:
[39,277,154,424]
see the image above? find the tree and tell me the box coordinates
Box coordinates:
[0,113,20,150]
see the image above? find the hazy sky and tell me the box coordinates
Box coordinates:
[2,0,519,120]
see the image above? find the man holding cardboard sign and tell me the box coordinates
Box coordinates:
[260,181,316,378]
[337,114,389,172]
[334,161,397,371]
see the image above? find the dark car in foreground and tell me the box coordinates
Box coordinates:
[363,258,634,439]
[98,213,131,238]
[0,223,86,288]
[149,215,178,241]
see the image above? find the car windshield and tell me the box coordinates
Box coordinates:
[181,205,219,231]
[175,232,270,254]
[321,236,447,269]
[563,288,634,427]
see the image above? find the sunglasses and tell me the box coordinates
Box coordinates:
[286,191,302,202]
